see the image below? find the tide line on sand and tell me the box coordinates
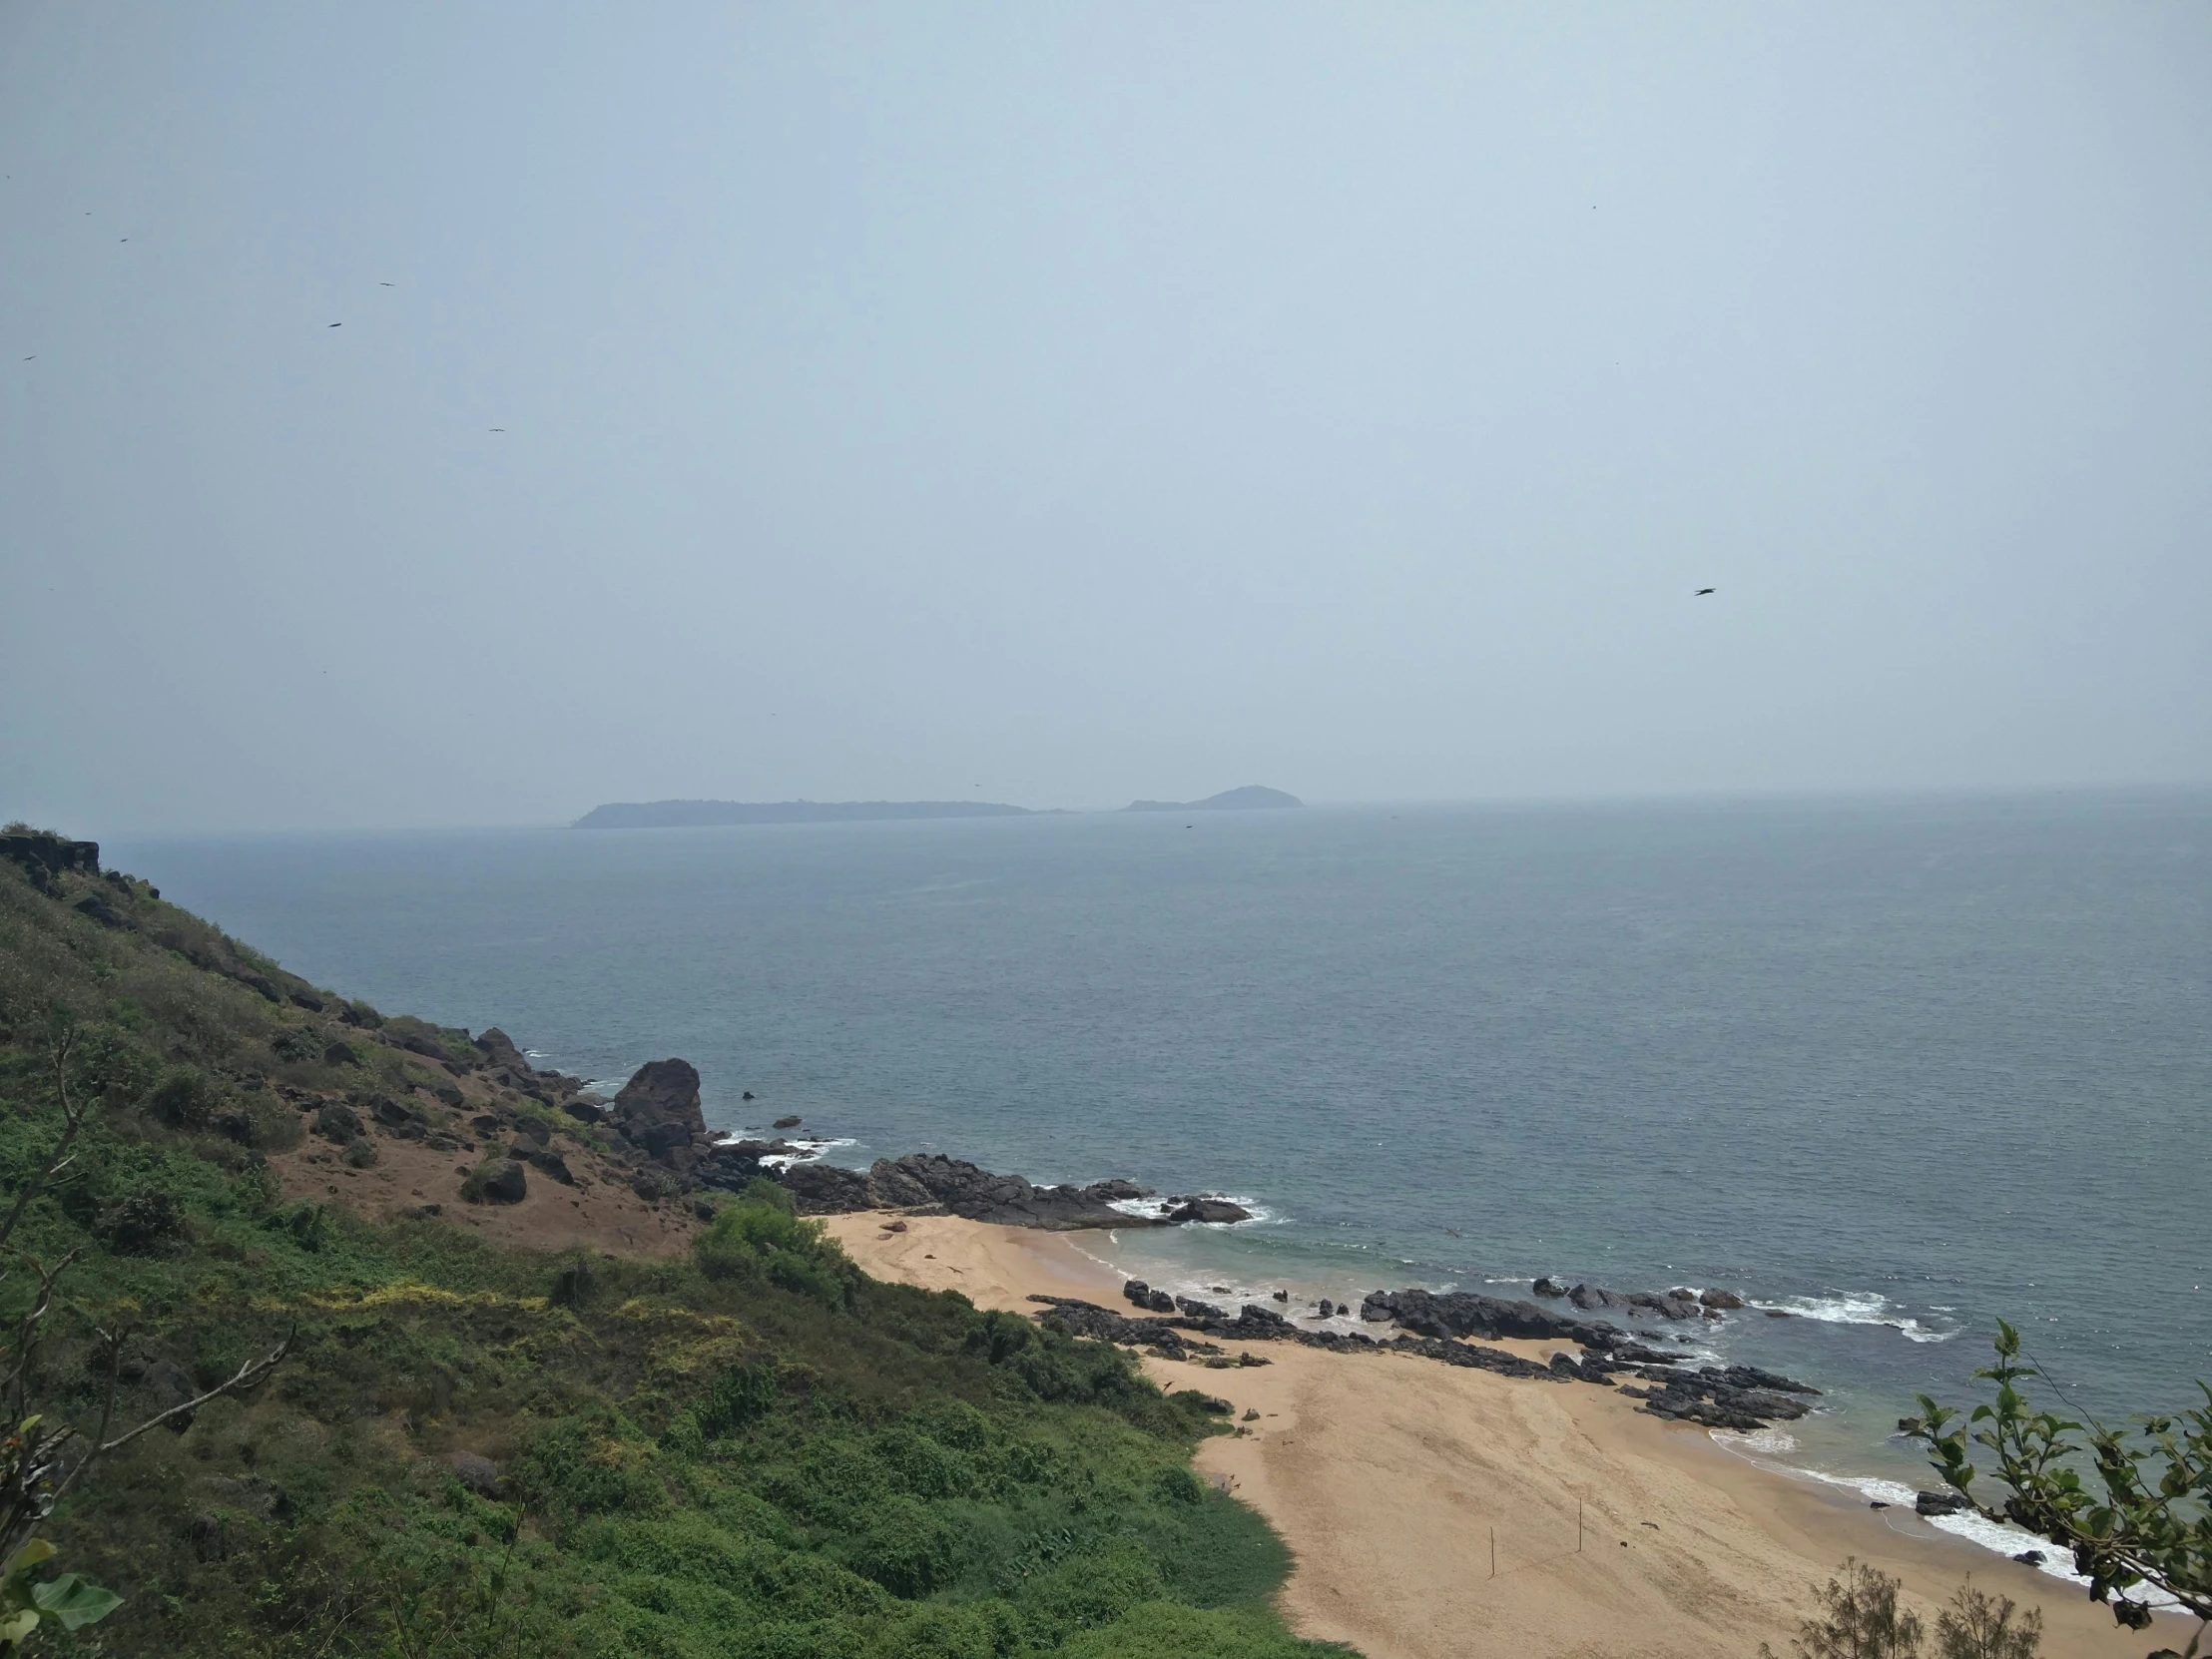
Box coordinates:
[824,1212,2189,1659]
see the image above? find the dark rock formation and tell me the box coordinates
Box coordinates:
[1916,1490,1968,1517]
[1390,1334,1568,1382]
[0,830,100,881]
[1532,1277,1568,1299]
[473,1027,530,1073]
[524,1148,576,1186]
[72,892,131,929]
[313,1102,365,1143]
[449,1452,505,1499]
[463,1160,528,1205]
[613,1059,707,1166]
[1565,1282,1708,1321]
[773,1114,802,1129]
[766,1151,1168,1230]
[777,1161,872,1211]
[1361,1288,1616,1348]
[1616,1364,1821,1430]
[1165,1196,1253,1224]
[1698,1288,1746,1310]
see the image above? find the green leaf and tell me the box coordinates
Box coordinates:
[0,1608,40,1645]
[1,1539,55,1576]
[30,1573,124,1630]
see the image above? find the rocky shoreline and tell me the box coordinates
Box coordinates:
[442,1044,1823,1429]
[1024,1281,1824,1430]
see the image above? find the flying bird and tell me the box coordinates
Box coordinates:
[1694,587,1715,596]
[1443,1228,1461,1238]
[379,281,395,286]
[327,322,341,328]
[488,427,505,432]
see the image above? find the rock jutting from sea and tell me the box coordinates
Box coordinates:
[568,1055,1254,1229]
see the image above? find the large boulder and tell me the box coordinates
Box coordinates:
[463,1160,529,1205]
[614,1059,707,1166]
[1166,1197,1252,1225]
[474,1027,530,1073]
[779,1161,873,1212]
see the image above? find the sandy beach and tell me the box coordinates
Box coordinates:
[826,1213,2193,1659]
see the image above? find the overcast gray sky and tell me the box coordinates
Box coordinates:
[3,2,2207,830]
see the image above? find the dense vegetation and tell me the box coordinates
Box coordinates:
[0,835,1347,1657]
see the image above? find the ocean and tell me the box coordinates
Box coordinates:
[111,791,2211,1573]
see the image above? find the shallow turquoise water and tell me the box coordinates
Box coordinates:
[114,791,2212,1512]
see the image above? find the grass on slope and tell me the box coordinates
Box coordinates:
[0,841,1348,1657]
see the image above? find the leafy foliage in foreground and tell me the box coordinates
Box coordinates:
[1914,1322,2210,1650]
[0,847,1344,1656]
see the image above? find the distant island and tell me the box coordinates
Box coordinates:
[574,799,1036,829]
[1122,785,1303,813]
[575,787,1303,828]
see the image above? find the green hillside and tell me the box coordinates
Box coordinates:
[0,829,1347,1658]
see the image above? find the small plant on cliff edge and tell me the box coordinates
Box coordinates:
[1911,1321,2209,1657]
[1765,1558,1927,1659]
[1936,1577,2044,1659]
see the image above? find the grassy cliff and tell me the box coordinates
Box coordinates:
[0,831,1347,1658]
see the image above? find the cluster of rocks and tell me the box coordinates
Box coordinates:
[765,1153,1162,1229]
[1613,1363,1820,1430]
[1531,1278,1748,1320]
[1029,1277,1823,1428]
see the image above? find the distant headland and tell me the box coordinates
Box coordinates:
[574,799,1036,829]
[1121,785,1303,813]
[575,786,1304,828]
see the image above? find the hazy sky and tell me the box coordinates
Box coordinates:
[3,2,2207,830]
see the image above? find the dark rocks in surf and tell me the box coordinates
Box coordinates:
[1165,1196,1253,1225]
[1123,1280,1178,1315]
[1532,1277,1568,1299]
[1916,1490,1969,1517]
[1616,1363,1821,1430]
[1361,1287,1618,1348]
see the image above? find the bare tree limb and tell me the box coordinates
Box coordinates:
[0,1028,86,1254]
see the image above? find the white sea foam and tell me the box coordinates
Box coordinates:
[1757,1292,1956,1344]
[1104,1194,1275,1227]
[1712,1438,2187,1612]
[713,1134,856,1171]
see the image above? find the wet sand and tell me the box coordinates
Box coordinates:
[826,1212,2192,1659]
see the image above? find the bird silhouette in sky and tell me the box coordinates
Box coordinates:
[1695,587,1716,596]
[488,427,505,432]
[327,322,341,328]
[379,281,394,286]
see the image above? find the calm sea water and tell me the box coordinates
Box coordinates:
[112,793,2211,1542]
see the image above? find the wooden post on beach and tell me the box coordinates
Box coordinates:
[1577,1497,1584,1553]
[1489,1526,1495,1579]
